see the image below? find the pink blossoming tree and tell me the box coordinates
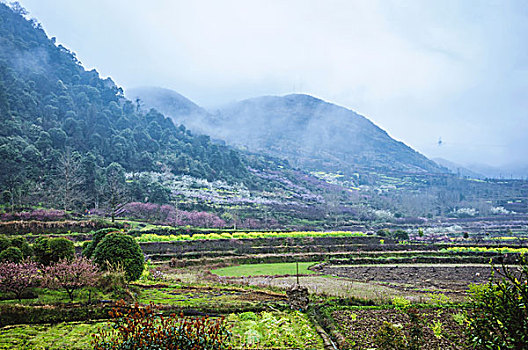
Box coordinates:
[42,256,100,302]
[0,259,41,301]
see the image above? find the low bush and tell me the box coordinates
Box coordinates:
[33,237,75,265]
[375,321,408,350]
[467,254,528,349]
[0,246,23,262]
[374,308,423,350]
[98,262,127,293]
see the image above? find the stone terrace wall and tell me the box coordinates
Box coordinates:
[140,236,397,256]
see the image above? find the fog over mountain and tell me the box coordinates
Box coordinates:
[465,163,528,180]
[127,87,212,134]
[129,87,445,177]
[433,158,485,179]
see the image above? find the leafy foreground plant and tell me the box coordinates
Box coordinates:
[228,311,323,349]
[467,254,528,350]
[92,300,231,350]
[374,308,423,350]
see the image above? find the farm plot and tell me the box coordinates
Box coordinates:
[328,307,469,349]
[209,262,432,302]
[137,284,287,312]
[228,311,324,349]
[0,321,102,350]
[318,264,495,291]
[237,275,428,302]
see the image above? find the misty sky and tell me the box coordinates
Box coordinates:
[15,0,528,169]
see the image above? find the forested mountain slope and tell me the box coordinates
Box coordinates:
[0,3,257,209]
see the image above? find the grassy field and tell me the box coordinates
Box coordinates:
[135,283,287,311]
[0,321,102,350]
[212,262,320,277]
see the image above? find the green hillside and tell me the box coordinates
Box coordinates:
[0,3,256,210]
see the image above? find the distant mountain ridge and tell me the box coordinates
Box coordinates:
[127,87,212,131]
[131,87,447,177]
[433,158,485,179]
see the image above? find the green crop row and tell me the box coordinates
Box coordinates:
[136,230,366,242]
[441,246,528,254]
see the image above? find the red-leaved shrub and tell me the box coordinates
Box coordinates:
[92,300,231,350]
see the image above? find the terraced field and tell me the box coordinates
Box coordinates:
[2,228,527,349]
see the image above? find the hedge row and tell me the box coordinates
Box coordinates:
[0,220,121,235]
[0,303,112,326]
[150,249,504,262]
[441,246,528,254]
[0,302,289,326]
[139,236,399,256]
[326,255,514,265]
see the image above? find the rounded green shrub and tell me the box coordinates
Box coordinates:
[9,236,33,257]
[83,228,120,258]
[0,235,32,258]
[93,232,144,281]
[48,237,75,262]
[0,246,23,263]
[81,240,92,257]
[33,237,74,265]
[376,229,389,237]
[0,234,11,252]
[392,229,409,240]
[32,237,49,265]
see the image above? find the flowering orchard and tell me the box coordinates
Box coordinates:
[0,256,101,302]
[121,202,226,228]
